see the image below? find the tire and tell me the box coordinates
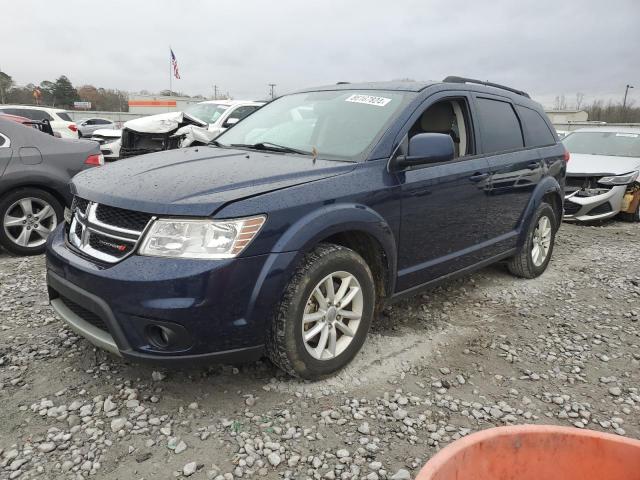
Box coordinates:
[507,203,557,279]
[267,243,376,379]
[618,203,640,222]
[0,188,63,256]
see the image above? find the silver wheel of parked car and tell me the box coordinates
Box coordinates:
[302,271,363,360]
[3,197,58,249]
[531,215,552,267]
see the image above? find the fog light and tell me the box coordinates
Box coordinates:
[146,325,171,349]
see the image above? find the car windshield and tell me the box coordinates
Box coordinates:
[184,103,229,124]
[215,90,411,161]
[563,131,640,158]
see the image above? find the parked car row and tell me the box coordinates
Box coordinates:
[0,105,79,138]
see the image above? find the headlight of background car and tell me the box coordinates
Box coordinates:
[138,216,266,259]
[598,170,639,186]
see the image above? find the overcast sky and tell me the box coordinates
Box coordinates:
[2,0,639,108]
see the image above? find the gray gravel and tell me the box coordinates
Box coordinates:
[0,221,638,479]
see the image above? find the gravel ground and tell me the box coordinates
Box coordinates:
[0,221,638,480]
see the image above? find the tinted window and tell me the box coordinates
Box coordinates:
[516,106,555,147]
[476,98,523,153]
[0,133,6,147]
[57,112,72,121]
[96,119,111,125]
[24,109,53,121]
[2,108,29,118]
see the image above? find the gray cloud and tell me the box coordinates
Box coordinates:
[1,0,638,107]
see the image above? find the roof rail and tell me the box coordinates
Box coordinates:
[443,76,530,98]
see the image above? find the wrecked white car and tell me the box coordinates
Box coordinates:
[119,100,264,158]
[563,127,640,222]
[91,128,122,161]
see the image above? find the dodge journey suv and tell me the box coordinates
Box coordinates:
[46,77,566,379]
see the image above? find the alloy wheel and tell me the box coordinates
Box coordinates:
[302,271,363,361]
[3,197,58,248]
[531,215,552,267]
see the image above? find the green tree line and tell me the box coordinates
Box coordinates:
[0,71,129,111]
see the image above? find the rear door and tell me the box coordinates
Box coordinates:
[0,129,12,177]
[395,91,492,291]
[473,95,541,255]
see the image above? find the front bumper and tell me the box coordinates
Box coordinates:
[46,226,297,364]
[563,185,626,222]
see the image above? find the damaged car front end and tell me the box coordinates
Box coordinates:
[562,128,640,222]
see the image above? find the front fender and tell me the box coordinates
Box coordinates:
[271,203,398,290]
[517,175,563,248]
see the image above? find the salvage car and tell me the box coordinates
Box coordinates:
[91,129,122,161]
[119,100,264,158]
[46,77,566,378]
[563,127,640,222]
[0,105,79,138]
[0,117,103,255]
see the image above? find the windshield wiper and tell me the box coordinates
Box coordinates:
[209,140,227,148]
[230,142,313,156]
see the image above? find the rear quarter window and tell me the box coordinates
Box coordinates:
[475,97,524,154]
[516,105,556,147]
[56,112,73,121]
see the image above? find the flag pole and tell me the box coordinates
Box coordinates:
[169,46,172,98]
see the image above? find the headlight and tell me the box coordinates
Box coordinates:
[598,170,639,186]
[138,216,266,259]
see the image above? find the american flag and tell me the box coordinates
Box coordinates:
[170,48,180,79]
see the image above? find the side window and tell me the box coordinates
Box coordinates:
[4,108,28,117]
[28,110,53,121]
[97,119,111,125]
[408,98,474,158]
[56,112,72,121]
[227,106,259,122]
[515,105,556,147]
[475,97,524,154]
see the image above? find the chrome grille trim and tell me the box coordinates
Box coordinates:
[67,198,155,263]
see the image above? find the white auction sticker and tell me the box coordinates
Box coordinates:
[345,94,392,107]
[615,133,638,138]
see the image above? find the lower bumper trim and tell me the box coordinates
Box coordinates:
[51,297,121,356]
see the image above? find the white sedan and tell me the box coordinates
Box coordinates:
[563,127,640,222]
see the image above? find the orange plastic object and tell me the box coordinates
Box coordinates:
[416,425,640,480]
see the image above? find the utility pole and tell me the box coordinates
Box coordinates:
[213,85,218,100]
[268,83,276,100]
[623,84,634,122]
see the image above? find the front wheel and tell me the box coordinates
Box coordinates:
[267,244,375,379]
[507,203,557,278]
[0,188,63,256]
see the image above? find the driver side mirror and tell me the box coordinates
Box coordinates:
[393,133,455,170]
[223,117,239,128]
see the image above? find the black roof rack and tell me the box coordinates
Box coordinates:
[443,76,530,98]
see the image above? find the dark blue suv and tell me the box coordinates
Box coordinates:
[46,77,566,379]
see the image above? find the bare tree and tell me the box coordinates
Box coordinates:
[554,94,568,110]
[575,92,585,110]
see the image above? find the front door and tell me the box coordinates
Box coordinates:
[395,94,491,292]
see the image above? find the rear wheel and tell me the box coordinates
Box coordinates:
[0,188,62,256]
[507,203,556,278]
[267,243,375,379]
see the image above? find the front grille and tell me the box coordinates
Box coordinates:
[586,202,612,216]
[72,197,89,214]
[66,196,153,263]
[564,201,581,215]
[95,204,152,232]
[60,295,108,332]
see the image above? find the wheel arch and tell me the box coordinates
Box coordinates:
[516,177,563,249]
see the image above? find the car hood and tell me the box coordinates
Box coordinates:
[566,153,640,176]
[123,112,207,134]
[71,146,356,216]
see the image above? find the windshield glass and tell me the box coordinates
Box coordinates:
[185,103,229,124]
[215,90,411,161]
[563,131,640,157]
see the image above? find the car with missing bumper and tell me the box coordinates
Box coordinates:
[46,77,566,379]
[563,127,640,222]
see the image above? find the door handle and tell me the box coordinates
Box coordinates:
[527,162,540,170]
[469,172,489,182]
